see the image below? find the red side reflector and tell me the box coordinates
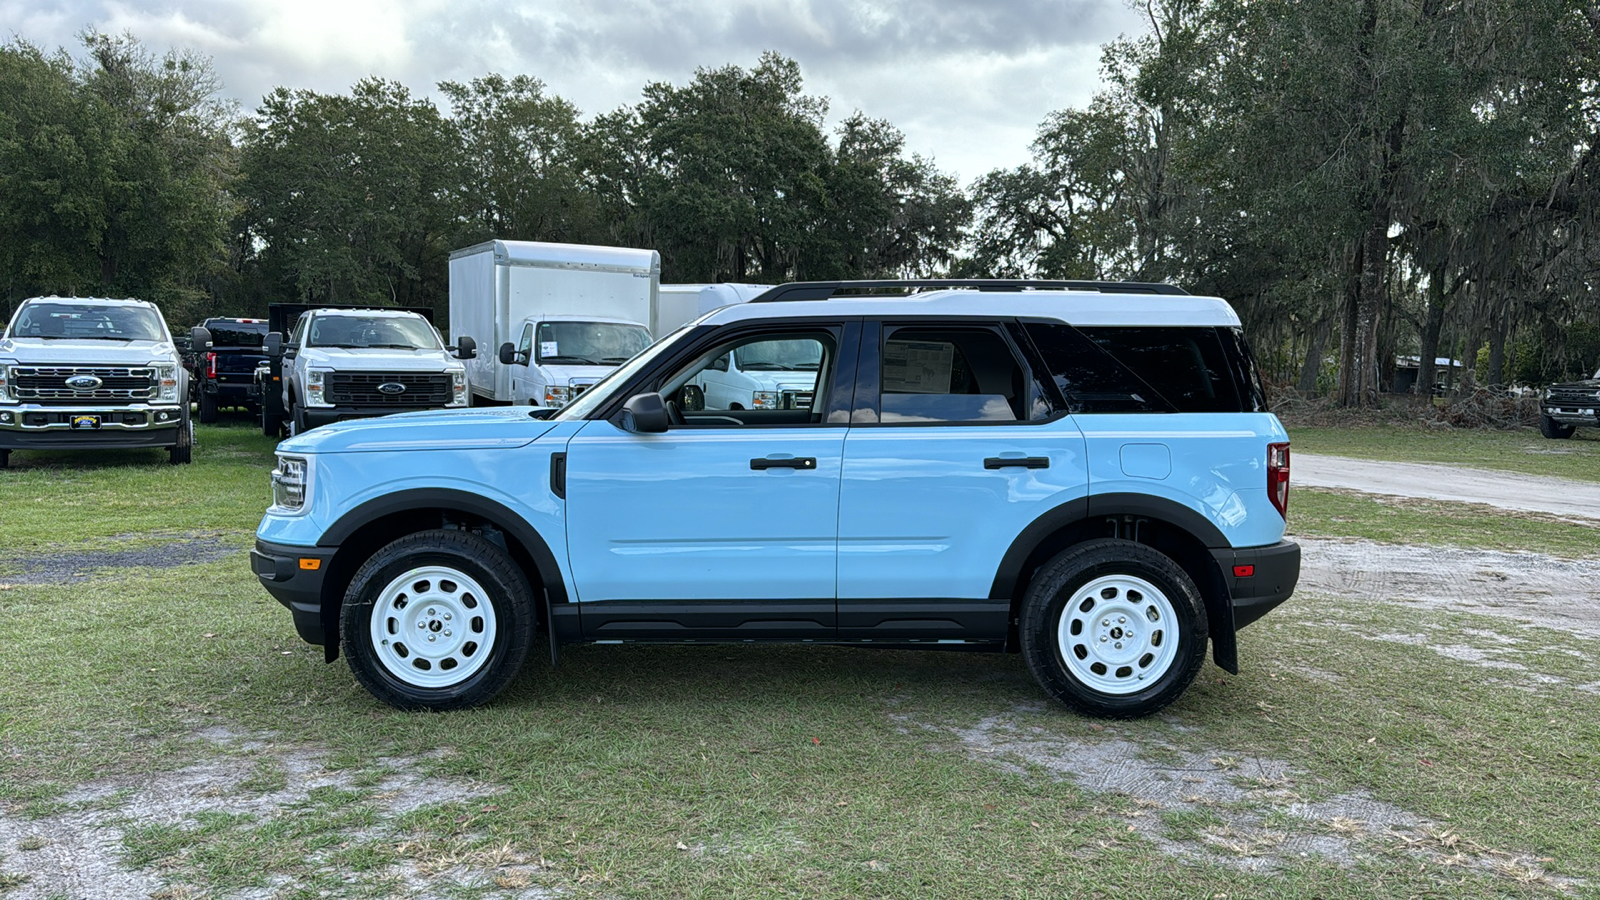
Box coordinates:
[1233,565,1255,577]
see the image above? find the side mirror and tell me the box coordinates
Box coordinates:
[679,383,705,412]
[498,342,520,365]
[711,354,729,372]
[456,335,477,360]
[620,392,670,434]
[191,326,213,353]
[263,332,283,357]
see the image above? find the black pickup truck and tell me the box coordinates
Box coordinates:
[191,317,269,423]
[1539,366,1600,439]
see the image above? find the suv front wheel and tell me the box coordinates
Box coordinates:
[341,530,535,710]
[1020,539,1208,718]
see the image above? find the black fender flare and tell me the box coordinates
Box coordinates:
[988,492,1238,672]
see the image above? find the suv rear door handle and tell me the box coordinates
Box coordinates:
[984,456,1049,470]
[751,457,817,470]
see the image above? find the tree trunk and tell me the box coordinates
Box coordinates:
[1415,268,1448,398]
[1297,322,1329,395]
[1486,305,1508,387]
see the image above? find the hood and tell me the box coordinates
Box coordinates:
[278,406,558,454]
[740,371,817,392]
[1546,377,1600,392]
[0,337,177,365]
[299,347,462,371]
[536,363,615,385]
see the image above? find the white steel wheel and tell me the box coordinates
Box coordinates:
[1056,573,1180,695]
[369,565,498,688]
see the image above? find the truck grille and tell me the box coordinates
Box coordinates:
[1546,387,1598,405]
[780,390,814,410]
[13,366,155,404]
[327,372,452,405]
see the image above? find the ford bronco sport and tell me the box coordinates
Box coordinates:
[252,280,1299,718]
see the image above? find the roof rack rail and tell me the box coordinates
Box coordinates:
[748,279,1190,302]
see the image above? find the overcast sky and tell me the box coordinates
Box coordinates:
[3,0,1150,185]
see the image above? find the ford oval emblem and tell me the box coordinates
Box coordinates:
[66,375,104,391]
[377,382,406,395]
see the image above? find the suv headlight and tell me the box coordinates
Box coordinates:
[544,384,571,407]
[752,390,779,409]
[270,454,312,513]
[306,369,332,407]
[450,369,468,406]
[154,364,180,402]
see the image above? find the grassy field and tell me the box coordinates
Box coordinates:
[1288,422,1600,483]
[2,419,1598,898]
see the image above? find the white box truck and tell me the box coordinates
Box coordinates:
[449,240,660,407]
[653,283,769,335]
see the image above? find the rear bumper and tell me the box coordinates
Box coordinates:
[252,539,334,646]
[1212,539,1300,629]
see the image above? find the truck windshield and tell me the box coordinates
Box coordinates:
[307,315,440,350]
[536,321,652,366]
[555,326,689,421]
[9,303,166,341]
[734,339,822,371]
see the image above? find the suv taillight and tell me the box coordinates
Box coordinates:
[205,352,218,379]
[1267,442,1290,519]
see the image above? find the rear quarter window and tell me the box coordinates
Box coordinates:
[1024,322,1257,414]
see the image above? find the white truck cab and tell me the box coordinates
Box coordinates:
[500,315,652,407]
[692,336,821,410]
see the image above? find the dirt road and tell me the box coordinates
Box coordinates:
[1295,453,1600,520]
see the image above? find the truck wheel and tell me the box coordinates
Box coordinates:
[0,449,9,469]
[341,530,535,711]
[168,414,194,465]
[1539,414,1576,439]
[1019,539,1207,719]
[198,391,218,424]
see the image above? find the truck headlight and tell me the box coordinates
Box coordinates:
[752,390,779,409]
[154,364,180,402]
[450,369,468,406]
[0,363,13,403]
[306,369,331,407]
[544,385,571,407]
[270,455,312,513]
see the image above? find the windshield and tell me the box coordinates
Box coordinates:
[306,314,440,350]
[536,321,652,366]
[555,326,688,420]
[734,339,822,371]
[9,303,166,341]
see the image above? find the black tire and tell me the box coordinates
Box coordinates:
[261,399,283,438]
[341,529,536,711]
[1019,539,1208,719]
[198,391,218,424]
[168,413,194,465]
[0,449,9,469]
[1539,414,1576,440]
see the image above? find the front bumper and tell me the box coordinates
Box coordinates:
[1211,539,1300,629]
[0,404,185,448]
[1541,405,1599,427]
[302,404,465,428]
[252,539,335,646]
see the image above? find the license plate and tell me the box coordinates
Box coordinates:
[70,414,101,430]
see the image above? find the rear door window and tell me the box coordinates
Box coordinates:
[878,326,1037,424]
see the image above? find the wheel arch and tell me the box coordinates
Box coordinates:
[314,489,566,663]
[990,493,1238,673]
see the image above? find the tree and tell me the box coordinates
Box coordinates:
[238,79,461,310]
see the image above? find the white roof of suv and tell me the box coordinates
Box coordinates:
[704,287,1241,328]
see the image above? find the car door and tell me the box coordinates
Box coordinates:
[835,319,1089,642]
[562,321,859,640]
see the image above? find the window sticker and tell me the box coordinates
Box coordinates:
[883,340,955,393]
[540,341,559,357]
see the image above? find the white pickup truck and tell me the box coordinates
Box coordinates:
[0,296,193,467]
[265,308,476,435]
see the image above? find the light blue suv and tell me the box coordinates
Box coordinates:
[252,280,1299,718]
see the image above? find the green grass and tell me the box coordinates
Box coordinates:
[1288,423,1600,483]
[1290,488,1600,557]
[4,420,1600,897]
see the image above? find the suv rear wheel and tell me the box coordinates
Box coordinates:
[341,530,535,711]
[1020,539,1207,718]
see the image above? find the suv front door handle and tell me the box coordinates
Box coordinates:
[751,457,817,470]
[984,456,1050,470]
